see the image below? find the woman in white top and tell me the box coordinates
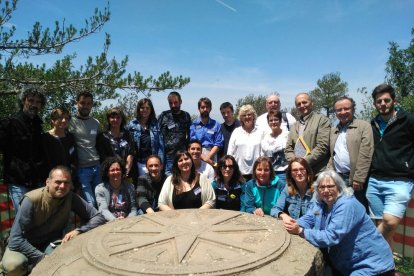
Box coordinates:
[261,110,289,183]
[227,105,263,181]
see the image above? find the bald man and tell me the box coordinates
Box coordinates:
[285,93,330,176]
[256,94,296,134]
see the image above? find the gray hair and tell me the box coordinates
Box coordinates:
[312,170,353,203]
[266,92,280,101]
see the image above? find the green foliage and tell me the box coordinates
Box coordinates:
[234,93,267,118]
[309,72,348,119]
[386,28,414,100]
[356,87,375,121]
[399,94,414,112]
[0,0,190,120]
[395,256,414,275]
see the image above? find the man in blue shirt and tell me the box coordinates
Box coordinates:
[190,97,224,166]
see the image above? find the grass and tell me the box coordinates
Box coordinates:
[395,256,414,275]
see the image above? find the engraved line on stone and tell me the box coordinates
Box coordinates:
[209,212,244,226]
[174,234,199,264]
[107,234,176,256]
[198,235,256,254]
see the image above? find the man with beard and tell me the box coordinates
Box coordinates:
[366,84,414,248]
[136,155,167,213]
[158,91,191,175]
[0,86,45,212]
[190,97,224,166]
[256,93,296,134]
[69,92,101,207]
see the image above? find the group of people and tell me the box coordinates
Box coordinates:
[0,82,412,275]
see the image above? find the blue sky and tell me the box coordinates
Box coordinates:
[9,0,414,120]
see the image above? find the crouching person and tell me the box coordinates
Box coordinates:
[0,166,106,275]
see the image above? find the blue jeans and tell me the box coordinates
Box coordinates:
[78,164,101,207]
[8,183,30,213]
[164,155,174,176]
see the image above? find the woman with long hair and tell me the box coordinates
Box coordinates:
[212,155,245,210]
[271,157,314,222]
[158,151,215,210]
[127,98,164,176]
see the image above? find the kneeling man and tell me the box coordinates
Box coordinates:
[1,166,106,275]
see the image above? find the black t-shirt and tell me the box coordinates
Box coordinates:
[138,128,151,162]
[172,183,202,209]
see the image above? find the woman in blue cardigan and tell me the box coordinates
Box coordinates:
[283,170,394,276]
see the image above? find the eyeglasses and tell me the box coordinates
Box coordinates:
[318,185,336,191]
[291,168,306,174]
[221,165,234,170]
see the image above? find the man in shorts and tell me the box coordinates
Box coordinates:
[367,84,414,248]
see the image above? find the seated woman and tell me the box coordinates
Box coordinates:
[241,156,285,216]
[158,151,215,210]
[271,157,314,221]
[283,170,395,276]
[95,157,138,221]
[212,155,244,211]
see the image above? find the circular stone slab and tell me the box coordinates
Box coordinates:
[32,209,323,275]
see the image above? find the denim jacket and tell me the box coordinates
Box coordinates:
[297,195,394,276]
[270,186,313,219]
[127,119,165,163]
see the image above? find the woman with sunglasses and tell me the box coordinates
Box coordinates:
[212,155,245,211]
[271,158,314,222]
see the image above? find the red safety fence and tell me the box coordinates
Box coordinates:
[0,183,15,242]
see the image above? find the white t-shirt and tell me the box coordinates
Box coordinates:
[198,161,215,183]
[261,129,289,172]
[227,126,264,175]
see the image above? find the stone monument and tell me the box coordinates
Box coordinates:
[32,209,323,275]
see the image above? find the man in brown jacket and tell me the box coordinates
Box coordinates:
[328,96,373,210]
[285,93,331,176]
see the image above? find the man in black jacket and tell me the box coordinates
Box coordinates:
[367,84,414,248]
[0,86,45,212]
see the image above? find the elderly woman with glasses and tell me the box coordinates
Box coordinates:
[227,104,264,181]
[212,155,245,211]
[271,157,314,222]
[283,170,395,276]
